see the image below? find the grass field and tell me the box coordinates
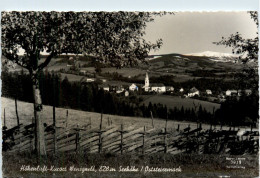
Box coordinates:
[2,97,258,177]
[1,97,255,132]
[141,95,220,113]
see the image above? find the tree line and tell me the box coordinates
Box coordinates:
[2,70,258,127]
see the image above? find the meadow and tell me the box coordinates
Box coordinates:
[141,95,220,113]
[1,97,253,132]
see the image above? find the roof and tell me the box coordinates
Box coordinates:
[99,84,109,88]
[227,90,238,93]
[189,87,199,93]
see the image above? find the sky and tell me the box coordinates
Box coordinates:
[144,12,258,55]
[0,0,258,56]
[15,11,258,56]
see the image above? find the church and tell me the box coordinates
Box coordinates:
[143,72,169,93]
[143,72,150,92]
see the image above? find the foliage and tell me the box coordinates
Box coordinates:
[215,92,259,126]
[213,11,259,126]
[1,11,166,71]
[213,11,258,63]
[213,11,259,91]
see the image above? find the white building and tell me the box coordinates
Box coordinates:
[188,87,200,97]
[206,90,212,95]
[86,78,95,82]
[150,83,166,93]
[166,86,174,92]
[179,88,184,92]
[99,85,109,92]
[226,90,238,96]
[143,72,150,92]
[116,86,125,94]
[245,89,252,96]
[125,91,129,97]
[116,89,124,94]
[80,70,87,74]
[129,83,138,91]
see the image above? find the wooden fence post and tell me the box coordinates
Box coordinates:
[177,124,180,131]
[98,112,103,153]
[164,127,168,153]
[150,111,154,128]
[142,126,146,155]
[53,104,57,154]
[15,98,20,127]
[66,110,69,128]
[4,108,6,128]
[164,113,168,153]
[120,124,124,155]
[75,124,80,153]
[107,117,110,126]
[89,117,92,129]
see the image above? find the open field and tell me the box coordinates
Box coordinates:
[141,95,220,113]
[1,97,255,132]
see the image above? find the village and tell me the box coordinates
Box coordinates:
[95,72,252,102]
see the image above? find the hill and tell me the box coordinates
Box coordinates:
[2,52,248,83]
[2,97,253,132]
[141,95,220,113]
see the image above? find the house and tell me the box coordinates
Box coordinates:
[150,83,166,93]
[245,89,252,96]
[129,83,138,91]
[99,85,110,92]
[116,89,124,94]
[238,90,242,96]
[218,93,225,99]
[188,87,200,97]
[125,91,129,97]
[166,86,174,92]
[206,90,212,95]
[226,90,238,96]
[116,87,125,94]
[179,88,184,92]
[80,70,87,75]
[100,79,107,83]
[86,78,95,82]
[111,84,124,92]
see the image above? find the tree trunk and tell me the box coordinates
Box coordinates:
[32,75,46,156]
[15,97,20,126]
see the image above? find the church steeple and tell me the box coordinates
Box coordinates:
[144,72,149,92]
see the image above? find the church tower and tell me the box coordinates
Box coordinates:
[144,72,149,91]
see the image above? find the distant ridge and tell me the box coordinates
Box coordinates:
[184,51,239,58]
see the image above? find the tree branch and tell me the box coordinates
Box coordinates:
[37,52,57,71]
[2,51,30,70]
